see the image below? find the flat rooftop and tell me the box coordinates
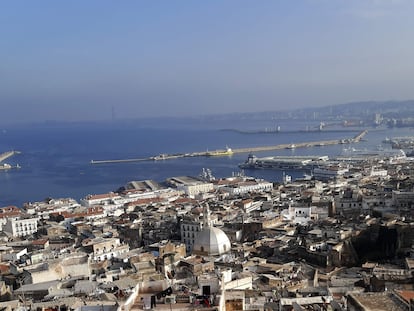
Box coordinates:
[167,176,205,185]
[349,292,406,311]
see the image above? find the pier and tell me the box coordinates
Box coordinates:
[353,130,368,142]
[90,130,368,165]
[221,128,363,135]
[0,150,20,163]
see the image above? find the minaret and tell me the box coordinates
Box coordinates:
[203,203,211,228]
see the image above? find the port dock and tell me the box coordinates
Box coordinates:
[221,128,363,135]
[0,150,21,171]
[90,130,368,165]
[0,151,20,163]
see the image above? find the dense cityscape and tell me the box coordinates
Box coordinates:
[0,106,414,311]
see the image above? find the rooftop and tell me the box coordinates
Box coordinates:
[349,292,407,311]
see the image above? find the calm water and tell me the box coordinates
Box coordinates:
[0,118,412,207]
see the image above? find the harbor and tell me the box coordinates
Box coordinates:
[90,130,368,165]
[0,150,21,171]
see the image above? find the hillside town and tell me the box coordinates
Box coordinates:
[0,149,414,311]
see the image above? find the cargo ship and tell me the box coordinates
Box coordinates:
[206,146,233,157]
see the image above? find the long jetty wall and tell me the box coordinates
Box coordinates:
[0,151,19,163]
[91,130,368,165]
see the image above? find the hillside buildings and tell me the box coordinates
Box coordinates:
[1,155,414,311]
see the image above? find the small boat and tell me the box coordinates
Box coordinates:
[0,163,20,170]
[0,163,12,170]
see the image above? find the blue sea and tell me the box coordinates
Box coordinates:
[0,117,412,207]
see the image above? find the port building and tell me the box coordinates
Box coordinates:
[216,177,273,196]
[166,176,214,198]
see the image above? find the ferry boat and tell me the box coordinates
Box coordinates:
[239,154,329,170]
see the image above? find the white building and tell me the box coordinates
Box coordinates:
[80,192,121,207]
[83,237,130,261]
[281,206,319,224]
[369,168,388,177]
[167,176,214,198]
[181,219,203,254]
[313,166,349,181]
[3,217,39,237]
[179,182,214,197]
[221,179,273,196]
[24,198,80,219]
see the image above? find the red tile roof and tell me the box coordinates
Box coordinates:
[395,290,414,303]
[32,239,49,245]
[0,206,22,218]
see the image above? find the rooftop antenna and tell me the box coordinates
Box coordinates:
[203,203,211,228]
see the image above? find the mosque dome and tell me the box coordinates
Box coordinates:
[192,226,231,256]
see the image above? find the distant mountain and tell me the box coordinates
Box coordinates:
[205,100,414,122]
[297,100,414,118]
[21,99,414,128]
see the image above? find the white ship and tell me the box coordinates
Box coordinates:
[337,147,406,162]
[239,154,329,170]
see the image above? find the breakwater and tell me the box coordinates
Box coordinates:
[90,130,367,165]
[221,128,362,135]
[0,150,20,163]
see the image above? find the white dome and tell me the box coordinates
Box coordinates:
[192,226,231,256]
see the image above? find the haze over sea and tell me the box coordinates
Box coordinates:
[0,116,413,207]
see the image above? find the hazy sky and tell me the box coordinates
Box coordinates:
[1,0,414,123]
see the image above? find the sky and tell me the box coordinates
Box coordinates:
[1,0,414,123]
